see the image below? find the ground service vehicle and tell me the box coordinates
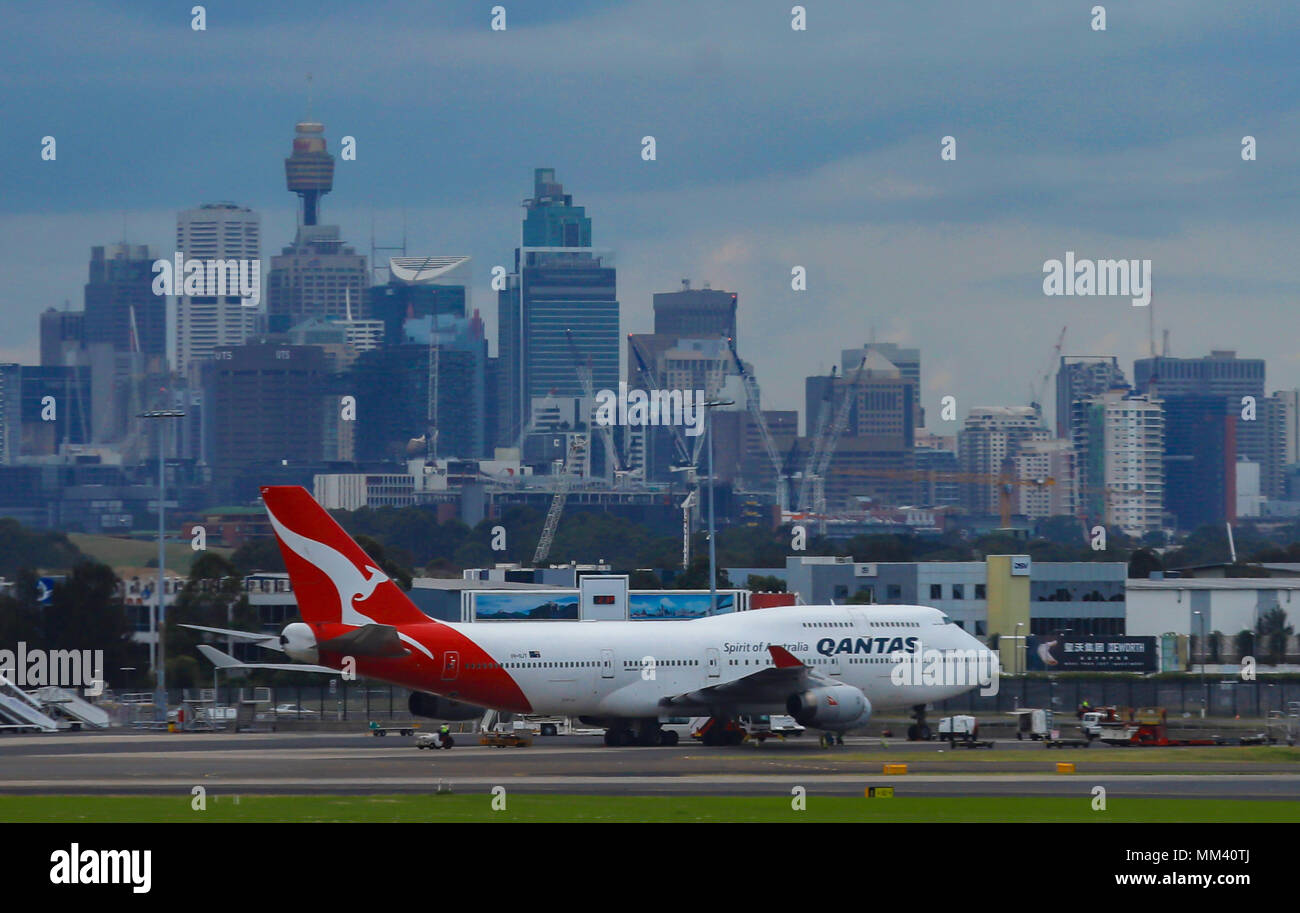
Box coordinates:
[415,731,454,749]
[738,713,805,741]
[1013,708,1053,740]
[938,714,978,743]
[479,731,529,748]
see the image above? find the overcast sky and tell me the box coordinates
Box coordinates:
[2,1,1297,433]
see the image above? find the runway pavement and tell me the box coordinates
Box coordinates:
[1,729,1297,798]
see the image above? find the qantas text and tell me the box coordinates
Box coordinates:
[817,636,920,656]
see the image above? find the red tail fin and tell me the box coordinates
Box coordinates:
[260,486,430,628]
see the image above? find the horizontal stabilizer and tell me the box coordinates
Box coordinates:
[181,624,284,651]
[197,644,336,675]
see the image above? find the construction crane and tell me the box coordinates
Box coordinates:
[679,489,697,569]
[532,435,584,566]
[1029,325,1066,427]
[567,329,621,483]
[628,335,693,474]
[799,357,868,523]
[725,336,788,512]
[797,366,837,513]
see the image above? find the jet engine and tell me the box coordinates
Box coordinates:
[408,691,484,722]
[786,684,872,730]
[279,622,319,664]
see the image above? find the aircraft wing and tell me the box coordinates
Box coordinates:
[315,623,409,658]
[181,624,284,651]
[659,645,823,709]
[197,644,337,674]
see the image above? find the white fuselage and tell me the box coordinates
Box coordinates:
[442,604,994,719]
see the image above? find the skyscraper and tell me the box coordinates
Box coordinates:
[1055,355,1128,439]
[173,203,261,377]
[40,308,84,367]
[15,366,92,456]
[0,365,20,465]
[1134,351,1284,499]
[1072,390,1164,535]
[83,244,164,357]
[804,351,916,510]
[201,343,328,499]
[1134,351,1263,400]
[1276,389,1299,469]
[81,244,166,450]
[958,406,1049,514]
[368,256,470,345]
[351,310,489,462]
[267,121,367,334]
[497,169,618,447]
[841,343,923,428]
[1162,396,1235,530]
[653,282,738,341]
[1013,439,1077,519]
[522,168,591,247]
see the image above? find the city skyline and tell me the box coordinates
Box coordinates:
[3,1,1298,421]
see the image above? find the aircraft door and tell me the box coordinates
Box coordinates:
[441,651,459,681]
[600,649,614,679]
[706,647,720,678]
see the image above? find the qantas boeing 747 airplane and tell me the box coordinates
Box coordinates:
[193,486,998,746]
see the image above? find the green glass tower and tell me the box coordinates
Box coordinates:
[522,168,592,247]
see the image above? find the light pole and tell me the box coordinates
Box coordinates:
[1192,610,1202,675]
[1014,621,1025,676]
[139,409,185,724]
[1193,609,1207,716]
[703,399,734,615]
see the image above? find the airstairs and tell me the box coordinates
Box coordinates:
[0,673,61,732]
[34,686,111,729]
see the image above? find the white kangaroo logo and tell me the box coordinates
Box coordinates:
[267,507,388,626]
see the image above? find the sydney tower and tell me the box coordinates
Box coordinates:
[284,122,334,226]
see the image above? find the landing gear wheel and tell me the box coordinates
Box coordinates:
[907,724,919,741]
[637,728,663,747]
[917,724,931,742]
[604,729,618,747]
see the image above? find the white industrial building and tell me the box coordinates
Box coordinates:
[1126,577,1300,638]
